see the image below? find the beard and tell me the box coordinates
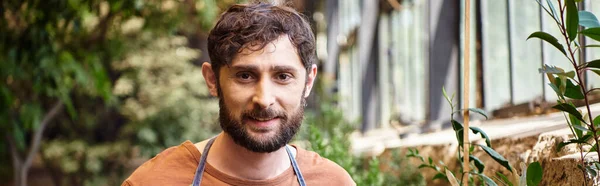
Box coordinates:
[218,96,305,153]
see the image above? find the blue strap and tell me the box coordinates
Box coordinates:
[191,137,216,186]
[286,145,307,186]
[191,138,306,186]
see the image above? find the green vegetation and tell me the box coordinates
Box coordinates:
[528,0,600,184]
[407,88,542,186]
[301,102,425,185]
[1,0,239,185]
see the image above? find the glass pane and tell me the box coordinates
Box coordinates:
[510,0,543,104]
[482,0,511,111]
[587,2,600,88]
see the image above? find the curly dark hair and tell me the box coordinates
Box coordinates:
[207,2,316,79]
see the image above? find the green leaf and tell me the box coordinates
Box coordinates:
[527,162,543,186]
[593,115,600,127]
[418,164,429,169]
[582,59,600,69]
[571,114,584,138]
[539,64,565,74]
[528,32,567,55]
[582,27,600,42]
[478,144,512,172]
[546,0,560,22]
[552,103,583,122]
[443,86,452,107]
[468,108,488,119]
[432,173,447,181]
[590,142,597,152]
[566,0,579,42]
[572,124,589,133]
[478,173,498,186]
[469,126,492,147]
[470,155,485,173]
[557,138,589,152]
[548,83,562,96]
[584,44,600,48]
[446,169,460,186]
[587,166,598,177]
[579,11,600,28]
[496,172,513,186]
[564,79,584,99]
[451,120,464,146]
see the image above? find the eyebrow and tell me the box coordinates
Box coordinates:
[230,64,299,73]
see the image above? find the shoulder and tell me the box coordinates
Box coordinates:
[122,140,201,186]
[294,146,356,186]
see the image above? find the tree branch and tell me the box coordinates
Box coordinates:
[22,101,64,176]
[6,135,22,185]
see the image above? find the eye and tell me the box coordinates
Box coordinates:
[276,73,293,82]
[236,72,254,82]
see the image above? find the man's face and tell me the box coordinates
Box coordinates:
[205,35,317,153]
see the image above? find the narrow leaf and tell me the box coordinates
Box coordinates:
[528,32,567,55]
[443,86,452,106]
[584,44,600,48]
[582,59,600,69]
[470,155,485,173]
[579,11,600,28]
[527,162,543,186]
[496,172,514,186]
[570,114,583,138]
[433,173,447,181]
[478,144,513,172]
[546,0,560,22]
[446,169,460,186]
[582,27,600,42]
[557,139,588,152]
[593,115,600,127]
[470,126,492,147]
[478,174,499,186]
[468,108,488,119]
[573,124,589,133]
[552,103,583,122]
[566,0,579,41]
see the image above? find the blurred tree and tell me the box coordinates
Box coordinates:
[1,0,240,185]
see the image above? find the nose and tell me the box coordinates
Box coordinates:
[252,79,275,109]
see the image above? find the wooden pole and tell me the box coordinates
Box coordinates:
[462,0,471,185]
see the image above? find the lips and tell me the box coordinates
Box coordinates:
[245,117,280,128]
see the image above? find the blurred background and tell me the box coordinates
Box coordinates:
[2,0,600,185]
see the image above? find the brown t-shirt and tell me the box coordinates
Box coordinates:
[122,141,355,186]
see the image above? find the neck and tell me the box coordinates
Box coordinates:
[206,132,292,180]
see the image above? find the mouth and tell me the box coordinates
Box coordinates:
[245,116,280,128]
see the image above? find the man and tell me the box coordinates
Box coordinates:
[122,2,355,186]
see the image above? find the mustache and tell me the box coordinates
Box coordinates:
[242,108,287,120]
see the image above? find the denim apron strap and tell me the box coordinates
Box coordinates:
[286,145,307,186]
[190,139,307,186]
[191,137,216,186]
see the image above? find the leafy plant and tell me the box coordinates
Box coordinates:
[407,88,543,186]
[301,102,425,185]
[528,0,600,184]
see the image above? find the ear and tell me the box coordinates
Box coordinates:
[303,64,318,98]
[201,62,219,97]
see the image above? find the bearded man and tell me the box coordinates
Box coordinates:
[122,2,355,186]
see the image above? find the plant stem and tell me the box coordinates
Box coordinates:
[558,1,598,183]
